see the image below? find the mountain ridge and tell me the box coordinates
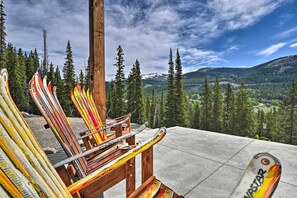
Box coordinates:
[141,55,297,99]
[141,55,297,80]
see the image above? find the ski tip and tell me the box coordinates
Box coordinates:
[144,122,148,127]
[53,86,57,94]
[231,152,282,198]
[254,152,281,167]
[0,68,8,87]
[155,127,167,138]
[77,83,81,90]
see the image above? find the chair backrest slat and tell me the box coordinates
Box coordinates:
[71,83,106,144]
[0,147,40,197]
[0,69,71,197]
[87,88,107,139]
[29,71,87,177]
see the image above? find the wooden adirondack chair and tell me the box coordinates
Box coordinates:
[71,83,131,147]
[29,70,139,178]
[0,69,181,197]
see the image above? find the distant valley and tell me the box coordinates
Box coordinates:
[140,55,297,100]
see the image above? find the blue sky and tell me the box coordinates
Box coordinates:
[4,0,297,79]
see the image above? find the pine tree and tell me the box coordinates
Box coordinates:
[189,103,195,128]
[183,92,190,127]
[150,90,157,128]
[0,0,6,69]
[235,83,256,137]
[5,44,22,108]
[201,77,212,131]
[23,52,32,112]
[257,110,266,138]
[212,78,223,132]
[166,48,175,127]
[109,80,116,118]
[174,49,189,126]
[133,59,145,123]
[47,62,54,83]
[106,89,112,118]
[145,96,151,125]
[62,40,76,116]
[53,66,64,101]
[32,48,40,71]
[113,45,125,117]
[17,48,28,110]
[158,92,166,127]
[266,108,279,141]
[127,64,136,116]
[272,107,285,142]
[223,83,236,134]
[278,104,288,143]
[192,101,201,129]
[282,80,297,144]
[79,69,84,87]
[84,60,91,89]
[26,50,40,114]
[25,51,35,83]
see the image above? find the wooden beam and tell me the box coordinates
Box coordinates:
[89,0,94,88]
[89,0,106,122]
[128,176,155,198]
[80,165,126,197]
[126,158,136,196]
[141,147,153,183]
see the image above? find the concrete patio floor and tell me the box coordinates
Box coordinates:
[105,127,297,198]
[26,117,297,197]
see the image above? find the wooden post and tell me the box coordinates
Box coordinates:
[141,147,153,183]
[126,158,135,196]
[56,166,81,198]
[115,123,122,138]
[89,0,106,122]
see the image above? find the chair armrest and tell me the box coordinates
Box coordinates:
[54,122,148,168]
[97,113,132,126]
[67,127,166,195]
[77,115,130,140]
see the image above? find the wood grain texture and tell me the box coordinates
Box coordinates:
[128,176,155,198]
[126,158,136,196]
[142,147,153,183]
[91,0,106,122]
[68,129,166,194]
[80,165,125,197]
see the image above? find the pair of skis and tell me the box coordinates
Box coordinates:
[30,71,87,177]
[1,69,72,197]
[71,83,105,144]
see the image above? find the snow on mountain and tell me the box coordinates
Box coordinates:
[141,73,167,80]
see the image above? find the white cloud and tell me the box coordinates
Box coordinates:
[180,48,223,65]
[5,0,89,75]
[208,0,285,30]
[4,0,289,79]
[274,27,297,39]
[290,43,297,48]
[104,0,286,78]
[257,43,286,56]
